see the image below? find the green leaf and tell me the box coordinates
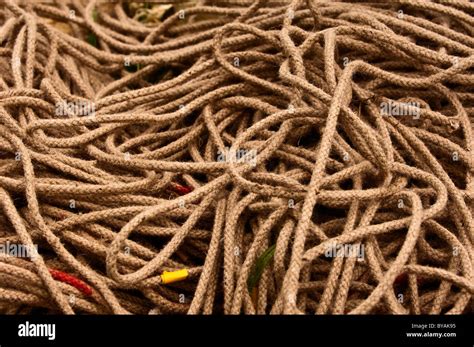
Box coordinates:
[247,244,276,292]
[86,7,99,47]
[86,32,98,47]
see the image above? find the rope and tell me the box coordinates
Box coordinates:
[0,0,473,315]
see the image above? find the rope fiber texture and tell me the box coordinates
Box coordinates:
[0,0,473,315]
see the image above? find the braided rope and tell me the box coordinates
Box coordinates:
[0,0,473,315]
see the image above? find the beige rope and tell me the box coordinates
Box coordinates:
[0,0,472,315]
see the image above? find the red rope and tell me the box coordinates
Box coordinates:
[49,269,93,296]
[170,183,193,195]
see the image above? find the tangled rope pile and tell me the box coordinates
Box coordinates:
[0,0,473,315]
